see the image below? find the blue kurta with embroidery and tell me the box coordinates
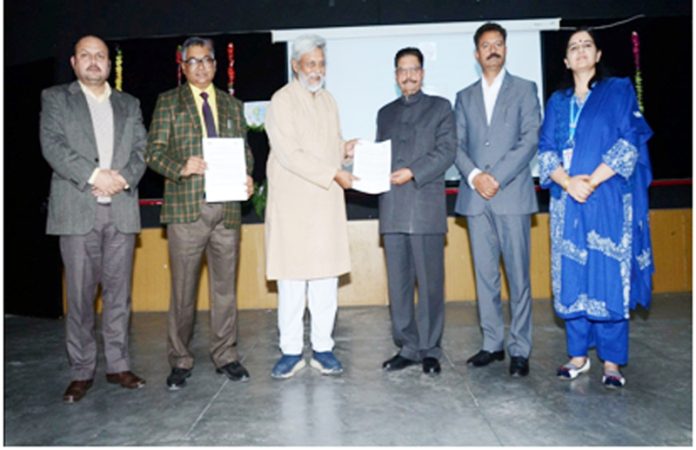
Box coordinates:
[538,77,653,321]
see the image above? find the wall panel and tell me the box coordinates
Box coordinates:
[104,208,691,312]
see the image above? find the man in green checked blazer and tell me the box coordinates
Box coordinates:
[146,36,254,390]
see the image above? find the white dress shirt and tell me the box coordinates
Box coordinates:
[467,69,507,189]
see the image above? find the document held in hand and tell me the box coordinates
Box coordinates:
[352,139,391,194]
[202,137,248,202]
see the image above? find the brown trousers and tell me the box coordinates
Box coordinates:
[60,204,135,380]
[166,202,240,369]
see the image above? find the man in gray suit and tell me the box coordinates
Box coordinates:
[378,47,456,375]
[454,23,540,377]
[40,35,147,402]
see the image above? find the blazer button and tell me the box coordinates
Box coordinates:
[94,157,99,162]
[485,165,491,170]
[484,141,490,147]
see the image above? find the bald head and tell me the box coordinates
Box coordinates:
[74,35,108,56]
[71,35,111,89]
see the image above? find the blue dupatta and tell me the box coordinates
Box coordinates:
[538,77,654,320]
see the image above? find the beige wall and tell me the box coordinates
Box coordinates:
[118,208,691,312]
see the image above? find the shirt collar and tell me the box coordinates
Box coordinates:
[78,81,112,102]
[189,83,216,99]
[481,69,506,91]
[400,89,424,105]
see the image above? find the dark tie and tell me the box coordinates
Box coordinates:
[200,92,217,138]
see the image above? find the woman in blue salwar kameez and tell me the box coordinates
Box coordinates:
[538,29,653,389]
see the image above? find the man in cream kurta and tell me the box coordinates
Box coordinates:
[264,34,356,378]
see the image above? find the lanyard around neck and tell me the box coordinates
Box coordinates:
[568,90,591,142]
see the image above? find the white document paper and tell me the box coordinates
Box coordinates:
[352,140,392,194]
[202,138,248,202]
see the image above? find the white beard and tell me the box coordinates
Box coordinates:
[298,71,324,93]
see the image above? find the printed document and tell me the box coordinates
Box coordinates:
[352,140,391,194]
[202,138,248,202]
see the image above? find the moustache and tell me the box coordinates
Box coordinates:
[87,65,101,71]
[403,79,418,84]
[487,53,501,60]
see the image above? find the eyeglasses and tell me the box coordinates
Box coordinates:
[183,56,215,68]
[395,66,422,75]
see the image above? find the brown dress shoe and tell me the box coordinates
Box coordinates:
[63,379,93,403]
[106,371,146,389]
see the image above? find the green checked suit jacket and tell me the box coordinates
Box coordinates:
[146,84,254,229]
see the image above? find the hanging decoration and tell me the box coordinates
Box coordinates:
[176,45,183,86]
[114,46,123,91]
[227,42,235,95]
[631,31,644,112]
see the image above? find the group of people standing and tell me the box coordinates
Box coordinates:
[40,21,653,404]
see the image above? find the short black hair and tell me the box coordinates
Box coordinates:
[394,47,424,68]
[474,22,507,47]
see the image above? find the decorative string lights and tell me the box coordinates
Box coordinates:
[227,42,235,95]
[114,46,123,91]
[631,31,644,112]
[176,45,183,86]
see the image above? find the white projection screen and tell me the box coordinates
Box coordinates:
[272,19,560,179]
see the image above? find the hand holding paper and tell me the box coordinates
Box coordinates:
[334,169,358,189]
[343,138,358,163]
[181,156,207,177]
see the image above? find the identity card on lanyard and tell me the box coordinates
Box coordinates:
[563,90,591,171]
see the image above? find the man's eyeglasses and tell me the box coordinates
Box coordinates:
[183,56,215,68]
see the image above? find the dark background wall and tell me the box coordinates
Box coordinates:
[5,0,692,67]
[4,0,692,317]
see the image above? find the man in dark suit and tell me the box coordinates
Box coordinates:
[40,35,147,403]
[146,36,254,390]
[377,47,456,375]
[454,23,541,377]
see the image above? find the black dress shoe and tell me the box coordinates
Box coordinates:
[422,357,441,375]
[467,350,505,367]
[216,361,250,382]
[167,367,192,390]
[382,354,417,371]
[509,356,529,377]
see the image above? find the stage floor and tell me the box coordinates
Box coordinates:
[4,293,692,445]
